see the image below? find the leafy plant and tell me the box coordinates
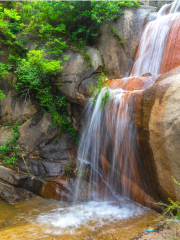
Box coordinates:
[63,160,76,177]
[101,87,110,107]
[3,156,18,165]
[14,53,78,143]
[157,177,180,240]
[166,236,180,240]
[90,69,110,106]
[0,1,139,146]
[0,62,9,77]
[82,52,92,67]
[0,90,5,99]
[111,27,125,46]
[18,1,139,53]
[0,121,20,166]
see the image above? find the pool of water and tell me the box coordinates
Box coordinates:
[0,196,159,240]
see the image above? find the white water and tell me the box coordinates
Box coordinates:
[36,200,145,235]
[131,1,180,76]
[75,1,180,204]
[14,2,180,238]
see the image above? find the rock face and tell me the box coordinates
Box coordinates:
[0,165,89,202]
[107,66,180,204]
[17,111,77,160]
[0,110,79,203]
[160,15,180,74]
[1,4,178,207]
[0,75,40,125]
[98,5,157,79]
[0,179,35,204]
[55,47,103,105]
[49,5,157,104]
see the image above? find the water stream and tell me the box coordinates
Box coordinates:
[1,1,180,239]
[0,197,158,239]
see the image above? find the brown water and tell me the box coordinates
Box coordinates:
[0,196,160,240]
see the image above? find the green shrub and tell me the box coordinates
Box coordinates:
[90,70,110,106]
[14,51,78,143]
[157,177,180,240]
[111,27,125,46]
[3,157,18,165]
[0,90,5,99]
[0,121,20,166]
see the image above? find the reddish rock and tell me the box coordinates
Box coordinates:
[106,67,180,207]
[160,15,180,74]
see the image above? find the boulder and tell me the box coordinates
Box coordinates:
[79,73,100,98]
[23,176,89,202]
[17,111,77,160]
[0,75,40,125]
[0,163,89,202]
[54,47,103,104]
[98,5,157,79]
[108,66,180,204]
[17,158,70,177]
[0,166,30,186]
[0,127,13,146]
[0,179,35,204]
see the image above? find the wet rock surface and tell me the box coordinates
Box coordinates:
[0,179,35,204]
[0,160,89,203]
[108,66,180,204]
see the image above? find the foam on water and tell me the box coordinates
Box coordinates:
[35,199,146,235]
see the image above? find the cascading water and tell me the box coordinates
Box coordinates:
[4,2,180,239]
[76,1,180,206]
[131,1,180,76]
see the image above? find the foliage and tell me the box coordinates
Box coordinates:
[82,52,92,67]
[0,1,139,144]
[14,52,78,143]
[3,156,18,165]
[19,1,139,52]
[111,27,125,46]
[0,62,9,77]
[0,121,20,166]
[166,236,180,240]
[90,70,110,106]
[63,160,88,179]
[101,87,110,107]
[24,50,62,74]
[0,3,20,45]
[0,90,5,99]
[157,177,180,240]
[63,160,76,178]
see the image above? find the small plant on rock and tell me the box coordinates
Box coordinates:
[0,90,5,99]
[0,121,20,166]
[156,177,180,240]
[90,69,110,106]
[3,157,18,165]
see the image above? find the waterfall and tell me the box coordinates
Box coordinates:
[76,1,180,206]
[131,1,180,76]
